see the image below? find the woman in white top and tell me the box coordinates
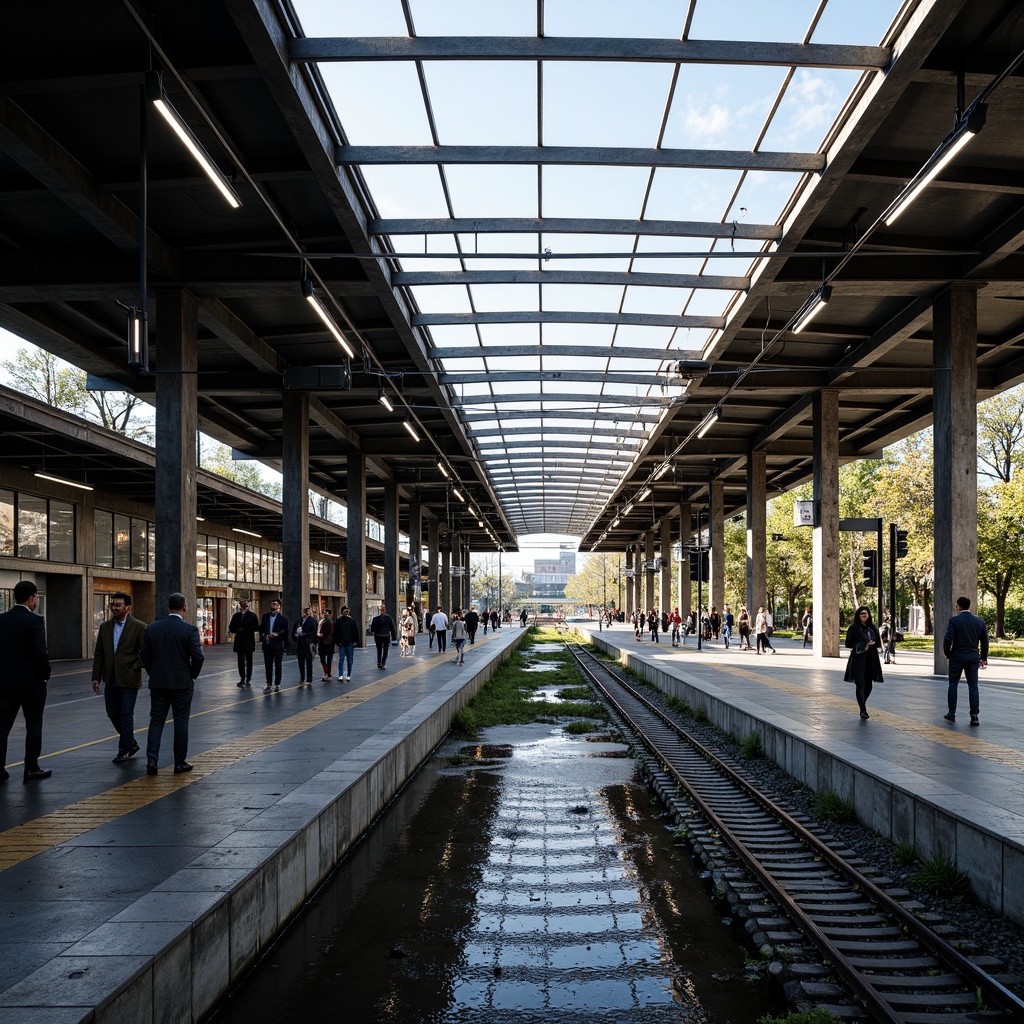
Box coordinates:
[755,606,776,655]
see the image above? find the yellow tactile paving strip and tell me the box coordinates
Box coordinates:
[678,657,1024,771]
[0,656,444,873]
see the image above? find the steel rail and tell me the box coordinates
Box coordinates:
[565,642,1024,1023]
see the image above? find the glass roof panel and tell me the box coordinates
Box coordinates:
[758,69,862,152]
[320,63,433,145]
[425,62,536,146]
[544,0,684,37]
[542,167,652,219]
[688,0,820,41]
[411,0,536,35]
[359,165,451,219]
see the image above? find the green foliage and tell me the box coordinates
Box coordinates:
[813,791,855,823]
[555,686,594,701]
[910,854,971,899]
[894,838,917,867]
[691,705,708,723]
[563,720,601,734]
[664,694,692,716]
[565,553,620,610]
[741,732,764,759]
[469,553,519,611]
[758,1010,843,1024]
[200,439,281,499]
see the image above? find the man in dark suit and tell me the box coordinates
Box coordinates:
[228,599,259,688]
[90,591,146,764]
[942,595,989,726]
[259,599,289,692]
[0,580,52,782]
[142,592,204,775]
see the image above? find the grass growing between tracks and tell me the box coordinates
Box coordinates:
[450,627,607,737]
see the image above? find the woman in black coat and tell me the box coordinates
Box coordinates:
[844,605,884,719]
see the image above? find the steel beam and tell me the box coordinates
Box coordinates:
[397,269,748,290]
[416,310,725,329]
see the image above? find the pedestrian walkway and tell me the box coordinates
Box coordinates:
[0,626,525,1023]
[582,623,1024,927]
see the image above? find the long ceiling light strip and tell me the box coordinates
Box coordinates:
[34,471,93,492]
[145,72,241,209]
[302,277,356,358]
[792,284,832,335]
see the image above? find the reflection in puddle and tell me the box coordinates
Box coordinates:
[215,723,773,1024]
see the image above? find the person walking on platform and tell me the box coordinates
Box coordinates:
[844,605,883,720]
[142,592,204,775]
[737,606,752,650]
[942,596,989,726]
[520,607,528,628]
[335,606,358,682]
[370,604,397,669]
[755,606,776,654]
[464,606,479,644]
[722,605,734,649]
[294,606,318,685]
[400,607,417,657]
[451,610,468,665]
[0,580,52,783]
[228,599,259,687]
[669,608,682,647]
[490,609,500,632]
[481,609,488,635]
[259,599,289,692]
[91,591,145,764]
[801,607,813,649]
[426,607,436,647]
[648,609,660,643]
[433,606,449,653]
[317,608,335,680]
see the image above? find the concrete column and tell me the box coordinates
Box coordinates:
[709,479,725,614]
[463,543,472,609]
[679,503,692,615]
[450,532,461,611]
[625,547,634,617]
[746,451,767,618]
[812,391,840,658]
[427,516,439,614]
[282,392,309,624]
[660,518,672,614]
[644,530,655,611]
[406,500,422,616]
[346,454,366,646]
[154,288,197,615]
[933,285,979,674]
[440,531,451,612]
[383,481,399,624]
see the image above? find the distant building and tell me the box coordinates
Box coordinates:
[519,551,578,610]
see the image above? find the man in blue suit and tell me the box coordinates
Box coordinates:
[942,595,989,727]
[142,592,204,775]
[0,580,52,782]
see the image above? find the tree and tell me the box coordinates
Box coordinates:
[565,553,619,611]
[1,344,153,441]
[977,477,1024,636]
[470,554,518,611]
[200,440,282,500]
[977,385,1024,483]
[764,491,812,626]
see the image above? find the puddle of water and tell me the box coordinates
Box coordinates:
[520,662,562,672]
[214,723,777,1024]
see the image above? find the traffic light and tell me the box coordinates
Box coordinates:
[862,549,878,588]
[895,529,909,558]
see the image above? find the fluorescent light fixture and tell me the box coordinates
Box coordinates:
[319,549,339,557]
[196,516,205,522]
[611,517,620,528]
[232,527,262,538]
[622,502,634,516]
[637,487,652,502]
[885,104,987,227]
[378,387,394,413]
[146,71,241,209]
[653,463,669,481]
[792,285,832,335]
[452,487,465,502]
[128,308,145,367]
[696,407,720,439]
[468,506,477,517]
[437,460,450,478]
[34,471,93,491]
[478,520,484,527]
[402,420,421,442]
[302,277,356,359]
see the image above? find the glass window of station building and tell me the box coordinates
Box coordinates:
[0,488,76,562]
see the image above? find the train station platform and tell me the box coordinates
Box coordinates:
[0,625,527,1024]
[578,622,1024,929]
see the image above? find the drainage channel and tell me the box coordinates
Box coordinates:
[212,716,778,1023]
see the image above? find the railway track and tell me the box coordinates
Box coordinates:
[564,642,1024,1024]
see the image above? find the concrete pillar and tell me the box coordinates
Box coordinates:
[440,531,451,612]
[625,547,634,617]
[933,285,979,674]
[709,479,725,614]
[463,543,472,609]
[406,500,422,616]
[450,532,461,611]
[679,503,692,616]
[644,530,655,611]
[427,516,439,614]
[346,454,366,646]
[812,391,840,658]
[746,451,767,619]
[660,518,672,614]
[154,288,197,615]
[282,392,309,624]
[383,481,399,624]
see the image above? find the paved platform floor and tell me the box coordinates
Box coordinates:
[0,625,526,1022]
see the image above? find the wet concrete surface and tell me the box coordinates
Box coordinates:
[213,722,775,1024]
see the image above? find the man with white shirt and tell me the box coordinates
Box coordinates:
[432,606,449,653]
[91,592,146,764]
